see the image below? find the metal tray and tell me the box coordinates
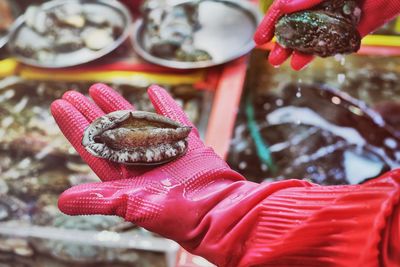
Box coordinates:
[133,0,262,69]
[7,0,132,68]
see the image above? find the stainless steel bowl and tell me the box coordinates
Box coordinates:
[0,33,8,50]
[133,0,262,69]
[7,0,132,68]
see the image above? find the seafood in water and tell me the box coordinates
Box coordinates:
[144,1,212,62]
[228,82,400,185]
[275,0,361,57]
[82,110,191,165]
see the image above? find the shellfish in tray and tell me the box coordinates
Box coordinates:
[275,0,362,57]
[8,0,130,68]
[82,110,191,165]
[143,0,212,62]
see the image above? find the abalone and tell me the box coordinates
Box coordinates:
[82,110,191,165]
[275,0,361,57]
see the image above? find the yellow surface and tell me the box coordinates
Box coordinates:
[395,17,400,33]
[18,67,206,86]
[0,57,206,86]
[0,58,18,78]
[259,0,274,13]
[361,35,400,47]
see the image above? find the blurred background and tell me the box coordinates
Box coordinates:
[0,0,399,266]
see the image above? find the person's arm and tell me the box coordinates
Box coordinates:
[254,0,400,70]
[51,84,400,266]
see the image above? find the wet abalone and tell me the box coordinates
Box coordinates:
[82,110,191,165]
[275,0,362,57]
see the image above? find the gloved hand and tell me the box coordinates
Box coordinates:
[51,84,400,266]
[254,0,400,70]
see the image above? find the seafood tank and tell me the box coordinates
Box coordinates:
[0,77,212,267]
[227,49,400,185]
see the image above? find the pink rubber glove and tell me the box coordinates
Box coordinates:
[254,0,400,70]
[51,84,400,266]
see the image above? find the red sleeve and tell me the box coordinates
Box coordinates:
[180,171,400,267]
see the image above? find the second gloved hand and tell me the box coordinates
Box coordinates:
[254,0,400,70]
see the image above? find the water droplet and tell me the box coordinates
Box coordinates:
[331,96,341,105]
[384,138,397,149]
[261,164,268,171]
[161,179,172,187]
[90,192,104,198]
[275,99,283,106]
[238,161,247,170]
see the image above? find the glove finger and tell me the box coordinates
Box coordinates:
[89,83,134,114]
[51,99,123,181]
[147,85,198,134]
[58,181,129,217]
[281,0,324,14]
[58,178,161,223]
[62,91,105,122]
[268,43,292,66]
[254,2,282,45]
[147,85,203,151]
[290,51,314,71]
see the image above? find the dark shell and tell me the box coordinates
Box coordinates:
[82,110,191,165]
[275,0,361,57]
[317,0,361,25]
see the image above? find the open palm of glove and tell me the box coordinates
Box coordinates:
[51,83,260,265]
[254,0,400,70]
